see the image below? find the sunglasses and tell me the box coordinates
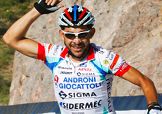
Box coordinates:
[62,30,91,40]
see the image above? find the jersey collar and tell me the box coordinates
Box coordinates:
[60,45,95,61]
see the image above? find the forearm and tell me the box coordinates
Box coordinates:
[2,0,62,57]
[122,67,159,106]
[141,76,158,105]
[3,8,41,46]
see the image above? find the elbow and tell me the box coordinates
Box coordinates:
[3,33,10,45]
[2,33,13,46]
[145,76,154,85]
[140,76,155,88]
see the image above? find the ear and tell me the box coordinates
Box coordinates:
[90,28,95,39]
[59,30,64,40]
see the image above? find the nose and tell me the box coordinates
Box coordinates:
[72,37,82,44]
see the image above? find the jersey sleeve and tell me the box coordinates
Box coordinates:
[37,43,46,61]
[37,42,64,72]
[107,51,131,77]
[37,42,62,62]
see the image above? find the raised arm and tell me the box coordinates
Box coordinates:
[2,8,40,58]
[2,0,63,58]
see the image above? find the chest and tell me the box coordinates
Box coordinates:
[53,60,106,83]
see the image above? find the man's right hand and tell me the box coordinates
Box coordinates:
[34,0,63,14]
[147,103,162,114]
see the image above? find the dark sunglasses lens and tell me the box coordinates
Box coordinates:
[78,32,89,38]
[65,33,75,39]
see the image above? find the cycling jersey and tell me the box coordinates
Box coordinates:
[37,43,131,114]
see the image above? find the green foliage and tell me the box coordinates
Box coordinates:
[0,0,35,35]
[0,0,34,105]
[0,40,14,105]
[0,41,14,69]
[0,75,11,104]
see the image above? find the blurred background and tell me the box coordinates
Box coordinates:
[0,0,162,106]
[0,0,35,105]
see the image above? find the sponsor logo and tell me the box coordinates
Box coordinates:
[68,92,97,98]
[120,63,129,71]
[54,75,59,87]
[63,77,96,83]
[59,92,97,99]
[106,51,114,60]
[79,63,87,67]
[54,75,59,83]
[60,71,73,75]
[59,91,67,99]
[78,68,92,72]
[58,66,72,70]
[103,60,109,65]
[98,50,104,54]
[77,72,81,76]
[109,53,114,60]
[58,77,103,89]
[72,112,84,114]
[58,83,102,89]
[59,100,102,110]
[77,72,95,76]
[106,77,113,112]
[106,77,113,91]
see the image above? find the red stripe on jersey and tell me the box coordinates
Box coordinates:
[79,8,87,20]
[87,46,95,60]
[110,54,119,69]
[60,47,68,58]
[64,9,72,21]
[115,63,131,77]
[48,44,52,53]
[37,43,46,62]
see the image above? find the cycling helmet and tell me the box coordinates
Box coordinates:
[58,5,95,27]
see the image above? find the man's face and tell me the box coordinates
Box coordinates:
[59,26,95,59]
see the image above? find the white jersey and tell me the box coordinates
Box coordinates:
[37,43,131,114]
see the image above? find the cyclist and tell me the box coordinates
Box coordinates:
[2,0,162,114]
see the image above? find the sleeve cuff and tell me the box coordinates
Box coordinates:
[114,63,131,77]
[37,43,46,62]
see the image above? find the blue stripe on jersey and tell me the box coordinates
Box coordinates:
[73,5,77,22]
[102,64,113,75]
[91,61,107,77]
[45,58,63,72]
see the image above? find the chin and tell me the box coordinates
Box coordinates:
[74,53,83,58]
[70,51,84,58]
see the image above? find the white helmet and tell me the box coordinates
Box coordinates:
[58,5,95,27]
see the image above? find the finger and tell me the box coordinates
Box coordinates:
[51,0,62,6]
[45,0,50,3]
[51,0,57,6]
[47,0,54,5]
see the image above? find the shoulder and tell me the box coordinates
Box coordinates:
[91,44,131,76]
[39,42,64,57]
[91,43,124,68]
[91,43,115,59]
